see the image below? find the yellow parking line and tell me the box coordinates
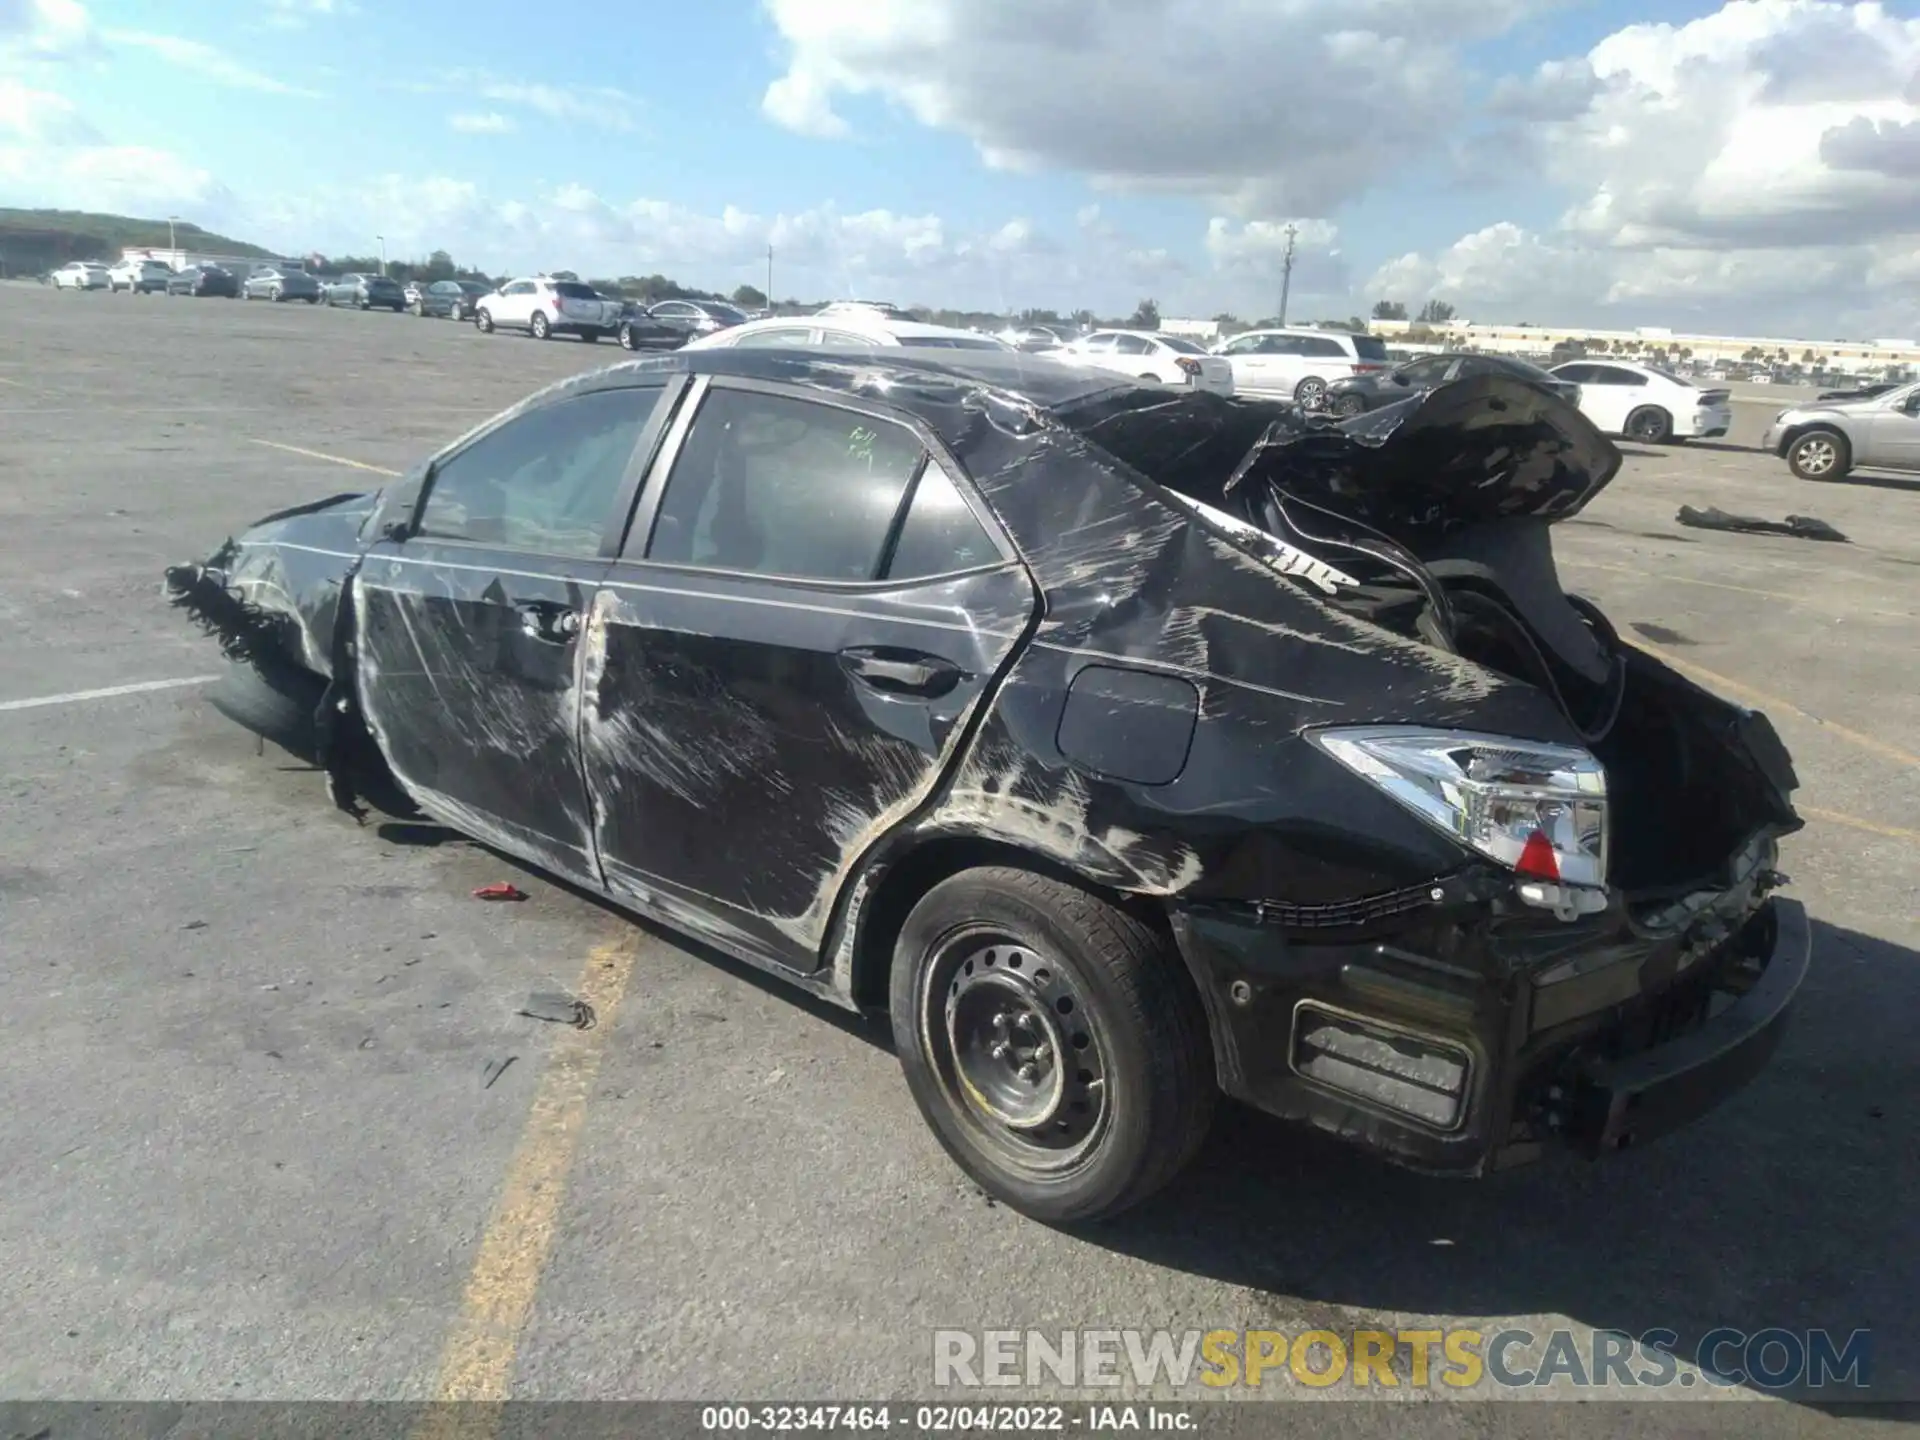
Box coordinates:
[1620,635,1920,770]
[413,933,642,1438]
[1801,807,1920,845]
[249,437,401,477]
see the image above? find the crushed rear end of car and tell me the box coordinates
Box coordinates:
[1044,374,1807,1176]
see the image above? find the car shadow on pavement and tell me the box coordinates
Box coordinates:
[1082,915,1915,1409]
[1837,471,1920,494]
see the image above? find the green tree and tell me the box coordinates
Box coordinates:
[1128,297,1161,329]
[732,283,768,308]
[1416,298,1456,324]
[1371,299,1407,321]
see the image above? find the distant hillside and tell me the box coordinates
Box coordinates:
[0,209,276,276]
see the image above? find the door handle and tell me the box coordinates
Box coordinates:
[516,599,581,644]
[839,647,967,698]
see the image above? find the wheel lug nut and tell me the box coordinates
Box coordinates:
[1033,1043,1051,1062]
[992,1012,1010,1030]
[1017,1064,1037,1083]
[990,1041,1010,1059]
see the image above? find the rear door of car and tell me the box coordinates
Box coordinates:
[582,375,1037,973]
[1580,364,1646,433]
[353,380,675,882]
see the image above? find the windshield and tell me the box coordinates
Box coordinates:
[1157,336,1208,355]
[697,302,748,322]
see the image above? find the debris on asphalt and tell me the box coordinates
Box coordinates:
[518,992,597,1029]
[471,882,528,902]
[182,920,207,930]
[482,1056,518,1089]
[1676,506,1850,542]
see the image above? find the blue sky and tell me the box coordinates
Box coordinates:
[5,0,1920,333]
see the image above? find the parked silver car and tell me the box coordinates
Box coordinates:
[243,265,322,304]
[1763,380,1920,481]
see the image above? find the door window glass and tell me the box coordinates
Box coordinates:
[416,386,660,556]
[645,388,926,582]
[884,466,999,580]
[1114,334,1154,355]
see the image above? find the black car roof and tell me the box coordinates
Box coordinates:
[542,348,1135,448]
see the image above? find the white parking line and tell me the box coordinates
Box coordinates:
[0,675,219,713]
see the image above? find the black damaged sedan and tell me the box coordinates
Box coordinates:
[166,352,1807,1222]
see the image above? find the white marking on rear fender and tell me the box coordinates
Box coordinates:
[0,675,220,712]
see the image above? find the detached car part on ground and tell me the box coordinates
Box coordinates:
[165,356,1809,1223]
[1764,379,1920,481]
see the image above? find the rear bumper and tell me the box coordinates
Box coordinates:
[1169,887,1806,1176]
[1682,404,1733,437]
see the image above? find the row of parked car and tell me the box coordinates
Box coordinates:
[50,260,1914,479]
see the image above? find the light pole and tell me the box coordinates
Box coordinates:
[1277,222,1298,327]
[377,235,387,276]
[766,244,773,310]
[167,214,179,261]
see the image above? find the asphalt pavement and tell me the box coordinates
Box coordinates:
[1,284,1915,1437]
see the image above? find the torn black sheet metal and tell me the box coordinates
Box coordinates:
[1677,505,1850,542]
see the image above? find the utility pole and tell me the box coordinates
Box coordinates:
[377,235,387,276]
[766,245,773,308]
[1277,222,1298,327]
[167,215,179,260]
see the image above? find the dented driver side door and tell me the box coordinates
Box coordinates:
[353,382,672,884]
[579,376,1037,973]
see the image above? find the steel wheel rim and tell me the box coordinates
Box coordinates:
[1797,438,1835,474]
[921,933,1109,1170]
[1298,379,1326,406]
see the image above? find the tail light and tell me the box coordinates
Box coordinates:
[1353,362,1385,374]
[1175,357,1202,380]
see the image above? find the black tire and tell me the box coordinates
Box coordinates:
[358,298,371,310]
[207,656,326,760]
[1787,428,1851,481]
[305,295,318,305]
[889,866,1216,1223]
[1625,405,1673,443]
[1294,376,1328,408]
[476,308,495,334]
[530,311,551,340]
[271,286,284,302]
[1332,392,1366,417]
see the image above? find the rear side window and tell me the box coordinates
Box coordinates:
[416,386,661,556]
[645,389,927,582]
[1351,335,1389,361]
[554,282,599,299]
[1157,336,1207,355]
[1115,335,1154,355]
[1299,336,1348,358]
[884,467,998,579]
[898,336,1005,350]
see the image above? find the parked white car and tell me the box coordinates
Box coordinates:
[473,276,622,342]
[684,314,1013,352]
[1547,360,1733,443]
[50,261,111,290]
[1210,327,1391,406]
[107,258,175,294]
[1057,330,1235,395]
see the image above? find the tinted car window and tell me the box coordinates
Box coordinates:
[898,336,1006,350]
[1115,335,1154,355]
[1299,337,1348,358]
[1400,357,1454,384]
[1157,336,1207,355]
[1221,334,1263,355]
[554,282,599,299]
[1260,335,1301,355]
[416,386,660,556]
[645,389,926,582]
[1591,366,1641,385]
[884,466,998,580]
[1352,335,1390,361]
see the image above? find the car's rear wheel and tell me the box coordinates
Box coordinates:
[889,867,1216,1223]
[305,295,318,305]
[619,323,637,351]
[530,311,551,340]
[476,308,495,333]
[1332,393,1366,417]
[1788,428,1851,481]
[1625,405,1673,443]
[1294,376,1328,408]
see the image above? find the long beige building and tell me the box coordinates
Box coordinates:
[1370,318,1920,374]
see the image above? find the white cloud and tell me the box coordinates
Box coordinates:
[262,0,356,28]
[1373,1,1920,334]
[759,0,1555,216]
[102,30,319,96]
[0,75,95,142]
[431,71,640,132]
[449,111,513,135]
[0,0,99,63]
